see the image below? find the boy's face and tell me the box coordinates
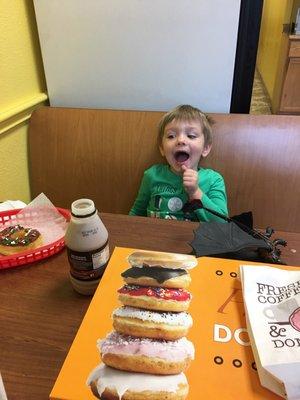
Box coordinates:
[159,119,211,174]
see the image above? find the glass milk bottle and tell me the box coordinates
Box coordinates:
[65,199,110,295]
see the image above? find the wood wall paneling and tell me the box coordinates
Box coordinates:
[29,108,300,232]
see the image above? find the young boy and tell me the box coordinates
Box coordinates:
[129,105,228,222]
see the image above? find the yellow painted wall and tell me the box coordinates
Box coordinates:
[0,0,47,203]
[256,0,293,112]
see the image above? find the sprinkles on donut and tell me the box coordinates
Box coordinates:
[118,284,192,312]
[112,306,193,340]
[118,285,191,301]
[0,224,42,256]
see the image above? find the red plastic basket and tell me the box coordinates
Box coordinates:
[0,207,70,270]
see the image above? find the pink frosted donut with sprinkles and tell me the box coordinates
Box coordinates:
[118,284,191,312]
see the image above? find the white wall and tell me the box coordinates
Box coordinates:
[34,0,241,112]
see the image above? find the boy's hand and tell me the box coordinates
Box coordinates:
[182,165,203,200]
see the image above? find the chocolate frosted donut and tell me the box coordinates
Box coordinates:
[118,284,191,312]
[0,224,42,256]
[112,306,193,340]
[87,364,189,400]
[99,331,194,375]
[121,266,191,289]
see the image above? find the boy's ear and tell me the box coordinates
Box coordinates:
[159,145,165,157]
[202,144,212,158]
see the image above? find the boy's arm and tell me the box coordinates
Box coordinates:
[194,174,228,222]
[129,171,151,216]
[182,167,228,222]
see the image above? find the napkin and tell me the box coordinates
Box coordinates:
[0,200,26,211]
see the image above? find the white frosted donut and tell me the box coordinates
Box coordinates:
[99,331,194,375]
[112,306,193,340]
[87,364,189,400]
[118,285,191,312]
[127,250,197,270]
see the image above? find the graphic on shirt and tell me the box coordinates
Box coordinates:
[168,197,183,212]
[154,195,162,210]
[150,194,182,220]
[153,184,177,194]
[148,191,196,221]
[130,164,228,222]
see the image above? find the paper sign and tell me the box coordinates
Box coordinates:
[50,248,298,399]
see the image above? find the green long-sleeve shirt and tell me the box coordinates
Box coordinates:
[129,164,228,222]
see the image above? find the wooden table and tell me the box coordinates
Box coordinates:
[1,214,299,400]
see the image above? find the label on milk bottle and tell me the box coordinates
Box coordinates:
[68,240,110,280]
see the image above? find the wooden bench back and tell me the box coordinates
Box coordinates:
[29,107,300,232]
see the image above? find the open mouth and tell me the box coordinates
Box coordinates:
[174,151,190,163]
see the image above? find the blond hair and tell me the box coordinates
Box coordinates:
[158,104,213,147]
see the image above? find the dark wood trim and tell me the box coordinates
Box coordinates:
[230,0,264,113]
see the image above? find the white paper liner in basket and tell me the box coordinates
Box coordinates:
[0,193,68,247]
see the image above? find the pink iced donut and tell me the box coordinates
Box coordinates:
[290,307,300,332]
[99,331,194,375]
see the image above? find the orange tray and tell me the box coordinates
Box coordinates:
[0,208,70,270]
[50,247,298,400]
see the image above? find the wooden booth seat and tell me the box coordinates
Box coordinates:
[29,107,300,232]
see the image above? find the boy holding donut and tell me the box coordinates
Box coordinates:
[129,104,228,222]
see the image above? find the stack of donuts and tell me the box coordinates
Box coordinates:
[87,250,197,400]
